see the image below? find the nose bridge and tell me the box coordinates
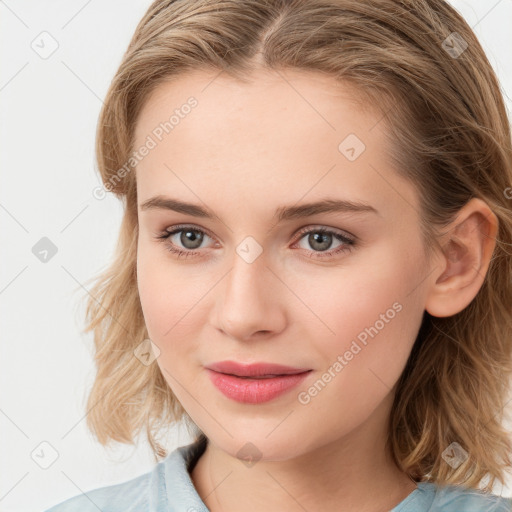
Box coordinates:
[216,235,278,338]
[225,234,269,303]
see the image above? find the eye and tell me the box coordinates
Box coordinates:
[292,226,355,259]
[154,224,356,260]
[154,224,216,259]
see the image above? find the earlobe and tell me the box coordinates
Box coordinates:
[424,198,498,318]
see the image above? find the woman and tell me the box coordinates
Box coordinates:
[45,0,512,510]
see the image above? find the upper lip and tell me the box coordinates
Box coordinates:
[206,360,312,377]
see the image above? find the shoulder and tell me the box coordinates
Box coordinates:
[42,462,167,512]
[42,437,208,512]
[429,482,512,512]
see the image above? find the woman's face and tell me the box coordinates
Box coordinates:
[134,68,436,460]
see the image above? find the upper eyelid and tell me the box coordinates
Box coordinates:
[164,224,217,243]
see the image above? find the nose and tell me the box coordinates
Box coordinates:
[212,247,286,342]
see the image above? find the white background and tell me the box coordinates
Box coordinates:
[1,1,511,511]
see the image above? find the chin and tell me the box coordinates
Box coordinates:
[208,429,312,464]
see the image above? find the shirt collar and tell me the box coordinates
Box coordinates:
[163,434,210,512]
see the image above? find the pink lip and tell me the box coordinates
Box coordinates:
[205,361,312,404]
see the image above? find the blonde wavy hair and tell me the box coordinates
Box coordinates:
[81,0,512,492]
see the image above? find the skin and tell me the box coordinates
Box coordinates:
[133,68,498,512]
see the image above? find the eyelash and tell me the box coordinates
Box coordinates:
[154,224,356,260]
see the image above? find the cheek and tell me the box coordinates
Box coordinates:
[136,242,212,357]
[335,297,418,389]
[136,253,200,402]
[291,261,424,434]
[136,241,184,341]
[136,252,167,338]
[300,249,425,385]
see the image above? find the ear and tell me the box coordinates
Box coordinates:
[424,198,499,318]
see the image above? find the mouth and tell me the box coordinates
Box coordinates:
[206,368,312,404]
[221,373,305,379]
[205,360,312,378]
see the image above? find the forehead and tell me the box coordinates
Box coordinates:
[134,68,374,144]
[132,68,419,223]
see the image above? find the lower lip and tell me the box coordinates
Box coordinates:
[207,369,311,404]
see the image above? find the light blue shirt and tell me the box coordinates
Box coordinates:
[44,435,512,511]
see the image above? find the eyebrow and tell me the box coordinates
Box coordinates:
[139,195,379,222]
